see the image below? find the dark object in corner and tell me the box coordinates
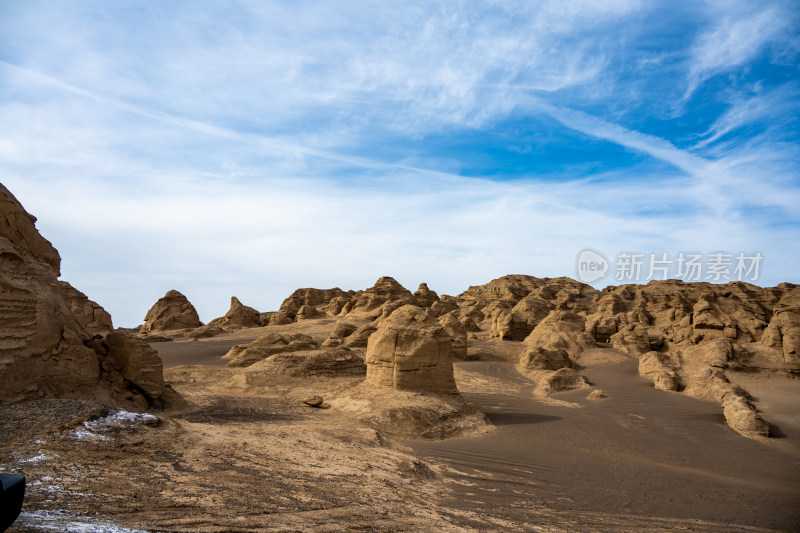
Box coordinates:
[0,473,25,532]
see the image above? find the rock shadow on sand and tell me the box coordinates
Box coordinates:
[484,412,562,426]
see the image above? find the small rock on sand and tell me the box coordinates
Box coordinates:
[302,396,323,407]
[587,389,608,400]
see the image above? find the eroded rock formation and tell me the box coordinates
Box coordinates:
[141,290,202,334]
[224,332,319,367]
[0,182,169,408]
[365,305,458,393]
[270,287,351,325]
[58,281,114,337]
[208,296,261,329]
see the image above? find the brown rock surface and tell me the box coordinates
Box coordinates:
[208,296,261,329]
[0,183,61,274]
[365,305,457,393]
[224,332,319,367]
[344,276,416,318]
[490,294,552,341]
[342,323,378,348]
[638,351,680,391]
[762,286,800,373]
[413,283,439,307]
[537,367,590,395]
[237,347,366,382]
[438,311,467,360]
[58,281,114,337]
[0,183,162,407]
[428,295,459,318]
[458,275,593,331]
[141,290,202,334]
[722,394,769,438]
[270,287,351,325]
[104,332,166,399]
[322,320,360,347]
[518,311,595,372]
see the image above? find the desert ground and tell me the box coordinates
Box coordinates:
[3,317,799,532]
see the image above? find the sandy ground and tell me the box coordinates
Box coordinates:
[2,319,799,532]
[415,358,800,531]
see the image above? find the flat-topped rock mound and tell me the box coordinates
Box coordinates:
[224,332,320,367]
[365,304,457,393]
[329,383,491,439]
[230,347,366,388]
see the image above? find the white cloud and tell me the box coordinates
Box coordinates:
[684,2,795,100]
[694,83,800,148]
[0,0,798,328]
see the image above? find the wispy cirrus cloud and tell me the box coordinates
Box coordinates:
[683,1,798,102]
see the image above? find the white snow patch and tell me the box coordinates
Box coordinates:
[18,510,148,532]
[20,453,52,463]
[71,410,158,441]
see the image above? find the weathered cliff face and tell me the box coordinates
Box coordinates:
[58,281,114,337]
[0,182,171,408]
[0,183,104,404]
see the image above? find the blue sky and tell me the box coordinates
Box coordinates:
[1,0,799,326]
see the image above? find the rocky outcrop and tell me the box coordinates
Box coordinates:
[490,294,552,341]
[58,281,113,337]
[322,321,360,348]
[0,183,167,408]
[609,323,651,355]
[141,290,202,334]
[103,332,166,399]
[518,311,595,372]
[342,277,417,319]
[722,394,769,438]
[438,311,467,360]
[638,351,680,391]
[586,280,782,360]
[343,323,378,348]
[413,283,439,307]
[224,332,318,367]
[537,368,589,395]
[458,275,593,332]
[208,296,261,329]
[428,295,459,318]
[270,287,351,325]
[0,184,61,274]
[683,367,747,404]
[365,305,457,393]
[236,347,366,381]
[762,286,800,373]
[587,389,608,400]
